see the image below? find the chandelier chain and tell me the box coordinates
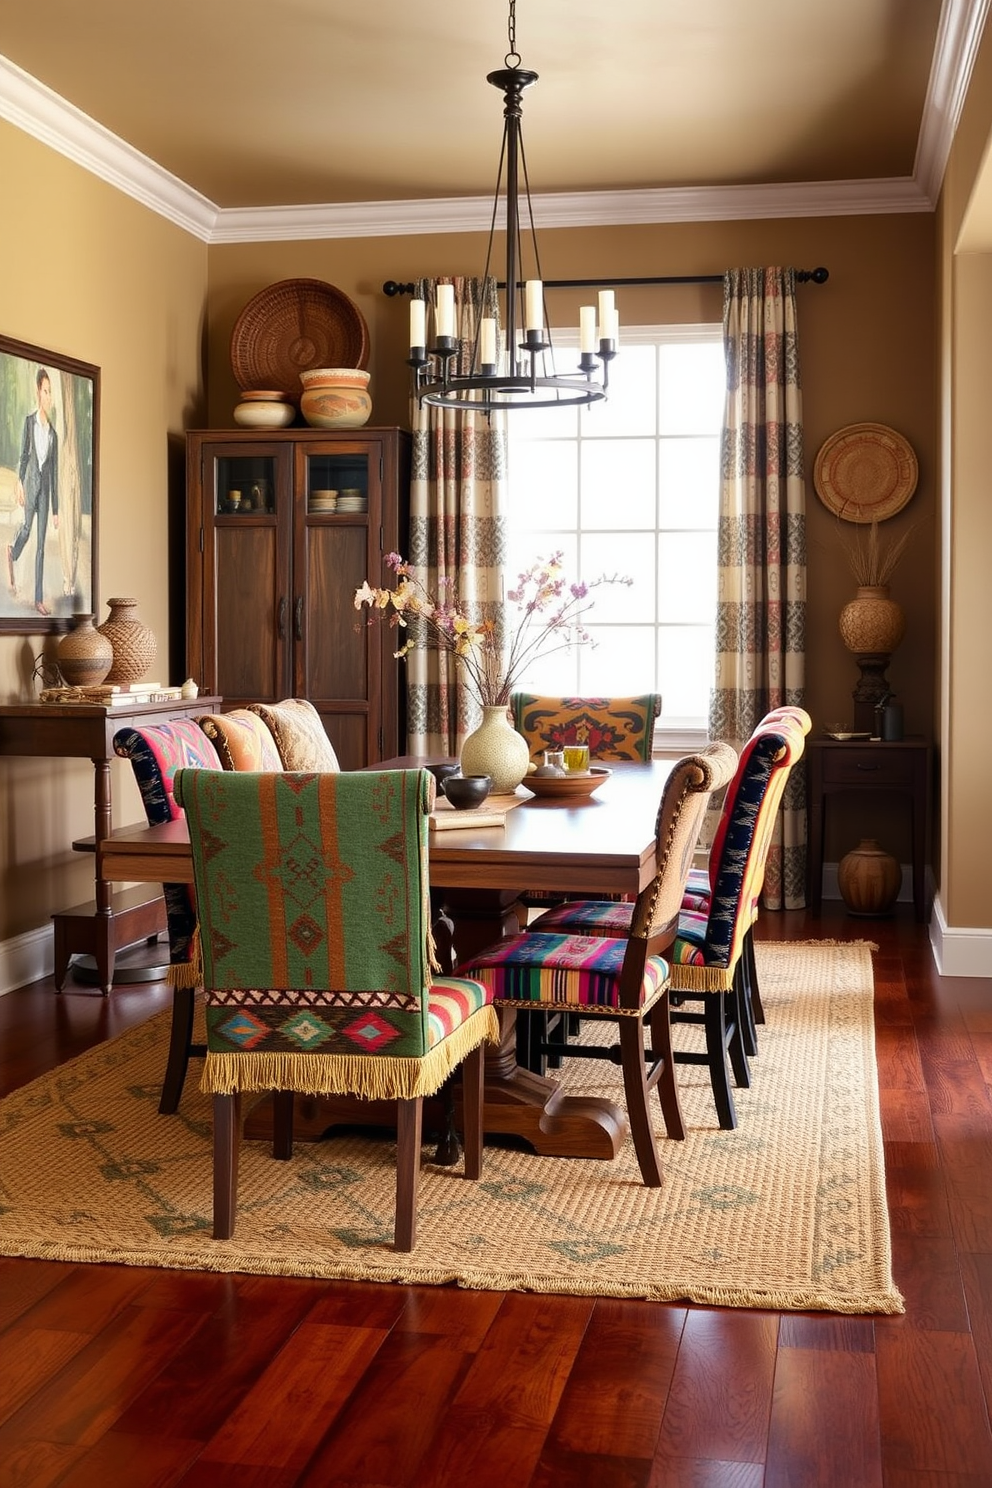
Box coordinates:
[505,0,521,68]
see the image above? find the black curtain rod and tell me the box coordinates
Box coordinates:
[382,267,828,296]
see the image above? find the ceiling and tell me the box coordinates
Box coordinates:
[0,0,986,240]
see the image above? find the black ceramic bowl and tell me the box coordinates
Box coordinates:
[442,774,492,810]
[425,761,461,794]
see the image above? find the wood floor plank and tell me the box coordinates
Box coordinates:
[876,1327,992,1476]
[0,1329,91,1427]
[879,1084,937,1145]
[764,1346,881,1487]
[196,1320,390,1470]
[537,1300,685,1462]
[114,1275,331,1441]
[887,1233,969,1331]
[50,1430,204,1488]
[776,1314,875,1352]
[957,1251,992,1424]
[875,1022,926,1090]
[0,1303,204,1453]
[530,1449,651,1488]
[8,1263,154,1336]
[295,1330,475,1488]
[935,1127,992,1252]
[0,1439,86,1488]
[653,1309,777,1466]
[409,1292,594,1488]
[646,1454,765,1486]
[0,1259,76,1331]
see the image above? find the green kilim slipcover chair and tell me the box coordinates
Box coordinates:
[173,766,499,1251]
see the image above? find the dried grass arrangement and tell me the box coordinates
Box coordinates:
[837,519,916,587]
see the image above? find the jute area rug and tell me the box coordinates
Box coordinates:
[0,939,903,1313]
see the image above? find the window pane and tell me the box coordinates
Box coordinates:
[578,627,656,694]
[658,437,720,530]
[580,532,654,623]
[659,341,724,435]
[580,439,655,529]
[658,625,715,718]
[517,643,580,696]
[506,441,577,529]
[658,530,718,624]
[582,344,657,438]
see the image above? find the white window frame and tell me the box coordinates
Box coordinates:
[504,322,724,754]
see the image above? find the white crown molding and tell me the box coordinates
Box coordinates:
[0,0,985,244]
[0,54,217,240]
[211,177,931,243]
[915,0,992,207]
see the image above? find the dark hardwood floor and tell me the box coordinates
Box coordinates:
[2,907,992,1487]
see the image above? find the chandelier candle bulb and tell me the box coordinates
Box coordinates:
[435,283,455,338]
[525,279,543,331]
[480,317,497,367]
[598,290,615,334]
[409,298,426,352]
[604,307,620,344]
[579,306,597,353]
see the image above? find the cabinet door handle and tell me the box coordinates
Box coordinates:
[278,597,287,639]
[295,596,304,640]
[855,763,881,771]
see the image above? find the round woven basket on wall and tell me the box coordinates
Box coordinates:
[97,597,158,685]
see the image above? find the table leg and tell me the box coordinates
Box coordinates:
[92,757,115,991]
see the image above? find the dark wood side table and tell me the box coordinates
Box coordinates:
[0,696,219,993]
[807,737,931,921]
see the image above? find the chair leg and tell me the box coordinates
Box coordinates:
[703,995,738,1131]
[461,1044,485,1181]
[727,975,752,1090]
[737,954,758,1059]
[395,1097,423,1252]
[212,1092,241,1239]
[272,1089,294,1159]
[745,928,765,1024]
[618,1016,664,1187]
[516,1009,545,1074]
[159,984,196,1115]
[648,993,685,1141]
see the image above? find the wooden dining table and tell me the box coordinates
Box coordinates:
[98,757,674,1161]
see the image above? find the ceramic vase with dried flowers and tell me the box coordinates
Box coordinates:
[836,520,914,729]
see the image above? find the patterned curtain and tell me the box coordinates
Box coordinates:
[406,276,509,756]
[710,267,807,909]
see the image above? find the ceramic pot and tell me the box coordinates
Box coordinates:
[459,705,530,795]
[233,392,295,429]
[56,613,114,687]
[839,585,905,655]
[838,837,901,916]
[299,368,372,430]
[97,597,158,684]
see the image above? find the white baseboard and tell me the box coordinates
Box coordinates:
[0,923,54,996]
[929,893,992,978]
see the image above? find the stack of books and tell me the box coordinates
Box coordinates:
[40,683,185,706]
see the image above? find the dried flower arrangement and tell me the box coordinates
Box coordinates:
[837,519,916,588]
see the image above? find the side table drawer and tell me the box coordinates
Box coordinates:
[820,746,915,786]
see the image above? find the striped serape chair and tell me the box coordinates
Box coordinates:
[458,744,737,1186]
[532,725,806,1129]
[173,767,499,1252]
[113,719,223,1113]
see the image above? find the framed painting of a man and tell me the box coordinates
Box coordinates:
[0,333,99,634]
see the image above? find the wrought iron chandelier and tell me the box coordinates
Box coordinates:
[407,0,618,413]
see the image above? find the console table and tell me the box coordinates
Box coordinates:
[0,696,219,993]
[807,736,931,921]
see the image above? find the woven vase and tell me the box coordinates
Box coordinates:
[839,585,905,655]
[838,838,901,916]
[97,597,158,685]
[56,613,114,688]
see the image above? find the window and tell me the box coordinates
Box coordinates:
[505,324,724,736]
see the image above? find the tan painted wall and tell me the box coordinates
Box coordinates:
[0,120,208,941]
[207,214,937,864]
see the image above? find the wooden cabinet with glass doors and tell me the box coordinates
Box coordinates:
[185,427,410,770]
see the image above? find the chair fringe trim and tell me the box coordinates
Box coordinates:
[199,1006,499,1101]
[166,957,200,991]
[667,963,734,993]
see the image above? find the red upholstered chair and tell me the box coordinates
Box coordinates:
[113,719,223,1113]
[458,744,737,1185]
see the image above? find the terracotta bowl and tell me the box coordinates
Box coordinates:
[299,368,372,430]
